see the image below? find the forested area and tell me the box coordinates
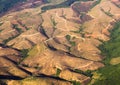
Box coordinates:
[93,21,120,85]
[0,0,26,13]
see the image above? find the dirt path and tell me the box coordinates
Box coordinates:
[78,61,93,69]
[55,12,69,31]
[20,32,40,37]
[0,29,16,35]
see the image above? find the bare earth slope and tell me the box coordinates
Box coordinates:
[0,0,120,85]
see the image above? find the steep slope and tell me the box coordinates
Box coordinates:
[0,6,46,49]
[0,0,120,85]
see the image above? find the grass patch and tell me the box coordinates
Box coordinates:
[71,25,85,35]
[28,43,47,57]
[2,24,24,44]
[50,16,57,36]
[99,21,120,65]
[65,35,76,47]
[0,29,3,33]
[93,64,120,85]
[0,22,3,26]
[21,49,29,58]
[55,68,61,77]
[110,57,120,65]
[19,49,29,63]
[20,76,48,85]
[92,21,120,85]
[70,41,76,46]
[50,16,57,31]
[66,34,71,41]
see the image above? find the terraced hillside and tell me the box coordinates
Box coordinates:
[0,0,120,85]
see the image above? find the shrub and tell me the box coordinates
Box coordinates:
[72,80,81,85]
[55,68,61,77]
[66,35,71,41]
[21,49,29,58]
[12,24,23,33]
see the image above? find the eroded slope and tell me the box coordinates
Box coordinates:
[0,0,120,85]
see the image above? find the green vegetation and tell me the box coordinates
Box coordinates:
[71,25,85,34]
[55,68,61,77]
[21,64,29,67]
[28,43,47,57]
[65,35,76,47]
[66,34,71,41]
[72,80,81,85]
[50,16,57,36]
[12,24,23,33]
[0,22,4,32]
[0,0,26,13]
[21,49,29,58]
[20,76,47,85]
[60,10,66,19]
[65,34,76,52]
[99,21,120,65]
[93,64,120,85]
[2,23,26,44]
[100,7,114,17]
[90,0,101,9]
[0,29,3,33]
[0,22,3,26]
[50,16,57,28]
[71,25,86,38]
[33,64,41,70]
[2,34,19,44]
[2,23,24,44]
[70,41,76,46]
[19,49,29,63]
[74,69,93,77]
[93,21,120,85]
[26,27,30,30]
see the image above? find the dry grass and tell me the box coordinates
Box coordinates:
[110,57,120,65]
[0,0,120,84]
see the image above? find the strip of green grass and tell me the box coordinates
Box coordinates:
[93,21,120,85]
